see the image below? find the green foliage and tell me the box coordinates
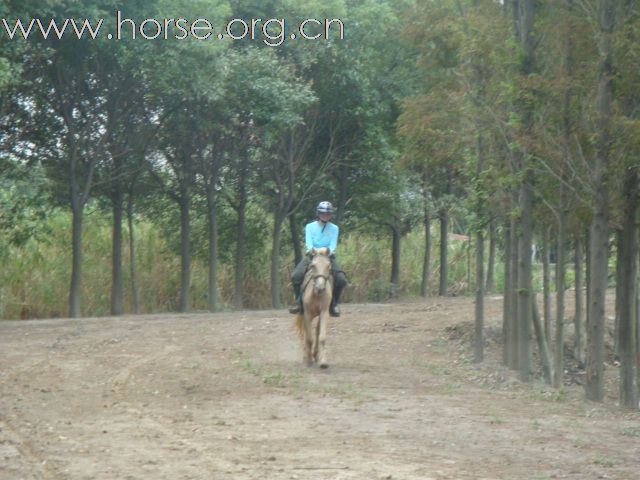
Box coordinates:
[0,163,52,247]
[1,208,485,318]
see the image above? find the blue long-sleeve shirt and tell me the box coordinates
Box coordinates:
[305,221,339,254]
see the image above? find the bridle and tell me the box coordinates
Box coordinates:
[302,259,332,294]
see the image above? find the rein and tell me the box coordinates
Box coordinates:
[301,264,332,296]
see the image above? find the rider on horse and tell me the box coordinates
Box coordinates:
[288,201,347,317]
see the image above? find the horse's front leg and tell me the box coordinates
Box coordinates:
[317,305,330,369]
[303,312,314,366]
[313,318,320,363]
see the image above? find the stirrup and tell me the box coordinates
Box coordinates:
[288,304,301,314]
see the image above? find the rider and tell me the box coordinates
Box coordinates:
[289,201,347,317]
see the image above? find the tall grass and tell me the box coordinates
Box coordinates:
[2,210,567,320]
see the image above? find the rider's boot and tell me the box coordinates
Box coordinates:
[329,281,344,317]
[288,283,303,314]
[329,298,340,317]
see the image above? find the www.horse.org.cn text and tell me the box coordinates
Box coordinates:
[1,11,346,47]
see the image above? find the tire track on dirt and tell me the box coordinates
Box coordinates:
[84,343,241,477]
[108,344,181,389]
[0,415,61,480]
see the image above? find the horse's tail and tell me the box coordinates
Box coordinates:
[294,313,304,339]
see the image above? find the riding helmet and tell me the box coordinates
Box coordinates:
[316,201,334,213]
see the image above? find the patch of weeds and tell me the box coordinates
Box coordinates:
[585,408,598,418]
[619,426,640,437]
[418,363,442,374]
[432,347,448,355]
[240,357,289,388]
[263,371,287,387]
[242,359,261,377]
[322,382,355,396]
[319,382,369,400]
[593,455,617,468]
[433,337,449,346]
[367,279,397,302]
[546,388,567,402]
[182,362,200,370]
[489,415,505,425]
[441,382,461,395]
[528,383,567,404]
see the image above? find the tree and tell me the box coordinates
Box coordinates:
[216,48,311,308]
[585,0,616,402]
[94,46,152,316]
[142,0,229,312]
[11,0,115,317]
[613,1,640,407]
[512,0,538,383]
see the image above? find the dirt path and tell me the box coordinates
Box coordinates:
[1,296,638,479]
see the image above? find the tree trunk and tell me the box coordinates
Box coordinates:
[505,214,520,370]
[574,236,584,364]
[467,234,472,295]
[510,215,520,369]
[503,219,513,366]
[618,168,638,409]
[586,0,614,402]
[335,165,349,224]
[586,182,609,402]
[615,231,624,358]
[486,217,496,292]
[421,209,432,297]
[517,175,534,382]
[390,224,401,295]
[179,192,191,313]
[637,254,640,395]
[289,210,303,266]
[234,143,249,309]
[421,182,431,297]
[439,209,449,296]
[474,127,485,363]
[206,184,219,313]
[69,202,83,318]
[514,0,536,382]
[554,199,567,388]
[555,15,571,386]
[475,228,485,363]
[613,231,626,359]
[110,183,124,316]
[271,211,287,308]
[126,192,139,314]
[533,294,554,384]
[543,226,552,346]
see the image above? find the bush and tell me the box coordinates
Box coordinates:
[1,211,508,319]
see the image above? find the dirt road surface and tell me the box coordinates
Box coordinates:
[1,296,638,479]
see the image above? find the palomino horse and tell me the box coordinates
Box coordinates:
[294,247,333,368]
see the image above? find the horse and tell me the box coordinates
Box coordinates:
[294,247,333,368]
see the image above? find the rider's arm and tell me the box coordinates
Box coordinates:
[329,224,339,254]
[305,222,315,253]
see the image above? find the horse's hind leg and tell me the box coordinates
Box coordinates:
[317,310,329,368]
[303,313,314,366]
[313,318,320,363]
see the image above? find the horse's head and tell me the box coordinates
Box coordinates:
[309,248,332,295]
